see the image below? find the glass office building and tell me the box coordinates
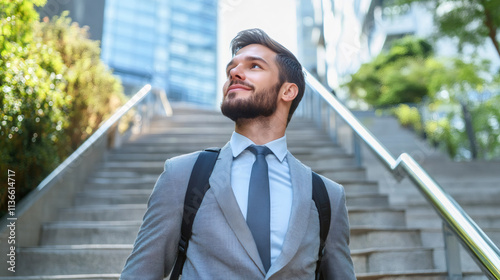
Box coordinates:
[101,0,218,107]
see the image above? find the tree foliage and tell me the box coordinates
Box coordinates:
[346,36,437,106]
[38,12,125,151]
[395,0,500,57]
[346,35,500,160]
[0,1,125,216]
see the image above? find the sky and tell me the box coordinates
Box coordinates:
[216,0,298,103]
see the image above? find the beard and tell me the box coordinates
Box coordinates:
[221,81,282,122]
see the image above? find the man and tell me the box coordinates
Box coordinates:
[121,28,355,279]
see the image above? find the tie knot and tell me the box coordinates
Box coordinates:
[247,145,272,156]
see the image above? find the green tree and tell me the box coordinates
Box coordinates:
[346,36,437,106]
[425,58,500,159]
[395,0,500,57]
[345,35,500,159]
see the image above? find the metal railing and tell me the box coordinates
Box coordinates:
[0,85,172,249]
[299,69,500,279]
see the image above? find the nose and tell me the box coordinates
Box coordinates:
[229,64,245,81]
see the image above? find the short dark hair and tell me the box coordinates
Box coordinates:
[230,28,305,124]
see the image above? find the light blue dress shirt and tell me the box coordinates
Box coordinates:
[229,132,293,267]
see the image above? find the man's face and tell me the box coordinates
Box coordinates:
[221,44,282,122]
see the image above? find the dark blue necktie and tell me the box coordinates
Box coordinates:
[246,145,272,272]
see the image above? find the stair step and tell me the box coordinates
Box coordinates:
[16,245,131,276]
[340,180,380,194]
[125,136,229,146]
[350,227,422,249]
[75,190,151,206]
[406,212,500,229]
[316,166,367,181]
[107,153,179,162]
[346,193,389,207]
[40,221,141,245]
[97,161,166,173]
[92,171,153,178]
[87,174,158,185]
[351,247,434,274]
[57,205,146,221]
[349,208,406,227]
[420,228,500,248]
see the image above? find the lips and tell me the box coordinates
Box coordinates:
[227,82,253,95]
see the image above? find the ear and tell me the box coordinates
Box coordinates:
[279,82,298,103]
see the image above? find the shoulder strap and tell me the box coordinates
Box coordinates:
[312,171,331,280]
[170,148,220,280]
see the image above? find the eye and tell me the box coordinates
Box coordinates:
[251,64,261,69]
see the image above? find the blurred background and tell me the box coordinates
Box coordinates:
[1,1,500,278]
[1,0,500,225]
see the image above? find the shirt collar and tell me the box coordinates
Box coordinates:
[230,131,288,162]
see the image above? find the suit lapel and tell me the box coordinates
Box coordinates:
[267,152,313,278]
[209,143,266,276]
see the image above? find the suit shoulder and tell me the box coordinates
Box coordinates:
[317,174,343,191]
[154,151,202,190]
[314,173,345,205]
[163,151,202,170]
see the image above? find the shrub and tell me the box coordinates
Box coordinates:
[0,1,126,216]
[0,0,69,215]
[38,12,126,151]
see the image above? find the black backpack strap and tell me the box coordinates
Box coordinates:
[170,148,220,280]
[312,172,331,280]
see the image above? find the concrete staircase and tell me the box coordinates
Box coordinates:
[355,111,500,279]
[1,106,497,279]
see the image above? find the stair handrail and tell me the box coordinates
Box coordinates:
[302,69,500,279]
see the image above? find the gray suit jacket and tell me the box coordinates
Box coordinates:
[120,143,355,279]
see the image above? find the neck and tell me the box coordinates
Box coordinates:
[234,115,287,145]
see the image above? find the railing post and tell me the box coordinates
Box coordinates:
[322,102,328,132]
[353,134,362,167]
[330,108,338,144]
[317,94,322,127]
[324,105,330,138]
[443,222,463,280]
[147,92,154,130]
[305,88,313,119]
[110,118,122,149]
[311,90,316,123]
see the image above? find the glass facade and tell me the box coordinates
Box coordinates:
[101,0,218,107]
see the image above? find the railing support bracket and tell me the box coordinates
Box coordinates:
[443,222,463,280]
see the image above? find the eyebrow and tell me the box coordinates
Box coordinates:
[225,56,270,72]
